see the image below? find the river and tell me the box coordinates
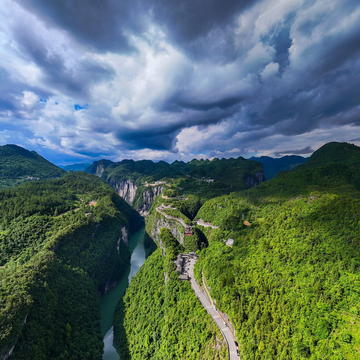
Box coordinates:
[100,226,146,360]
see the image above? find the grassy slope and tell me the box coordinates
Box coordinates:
[0,173,137,360]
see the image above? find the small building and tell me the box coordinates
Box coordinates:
[175,256,184,273]
[243,220,252,227]
[184,226,194,236]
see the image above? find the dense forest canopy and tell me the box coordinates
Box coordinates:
[88,156,264,204]
[1,141,359,360]
[121,142,360,360]
[193,142,360,359]
[0,173,138,360]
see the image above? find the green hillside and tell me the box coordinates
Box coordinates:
[0,173,139,360]
[0,144,64,188]
[193,142,360,359]
[88,157,264,210]
[116,231,227,360]
[121,142,360,360]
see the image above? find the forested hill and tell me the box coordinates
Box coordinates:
[0,144,64,188]
[192,142,360,359]
[87,157,264,213]
[87,157,263,186]
[0,173,139,360]
[118,142,360,360]
[254,141,360,197]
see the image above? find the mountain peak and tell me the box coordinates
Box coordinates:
[310,142,360,163]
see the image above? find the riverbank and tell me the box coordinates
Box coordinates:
[100,227,146,360]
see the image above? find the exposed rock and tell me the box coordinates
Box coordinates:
[138,185,164,216]
[150,212,185,245]
[196,219,219,229]
[1,314,28,360]
[117,226,128,252]
[109,178,138,205]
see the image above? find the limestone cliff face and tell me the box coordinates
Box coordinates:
[138,185,164,216]
[104,225,129,294]
[148,213,184,246]
[0,314,27,360]
[109,178,138,205]
[106,177,164,215]
[89,160,114,177]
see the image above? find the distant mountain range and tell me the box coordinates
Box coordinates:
[63,154,308,181]
[86,157,264,214]
[61,163,91,171]
[250,155,307,179]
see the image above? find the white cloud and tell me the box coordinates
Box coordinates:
[20,91,39,108]
[0,0,359,163]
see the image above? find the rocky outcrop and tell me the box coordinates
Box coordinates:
[149,212,185,245]
[88,159,114,177]
[1,314,28,360]
[107,177,164,215]
[138,185,164,216]
[109,179,138,205]
[117,226,128,252]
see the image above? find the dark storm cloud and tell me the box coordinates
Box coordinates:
[14,0,141,53]
[12,23,114,99]
[4,0,360,160]
[274,146,313,157]
[15,0,256,57]
[115,106,237,150]
[165,96,243,112]
[260,57,360,136]
[147,0,256,59]
[0,66,50,116]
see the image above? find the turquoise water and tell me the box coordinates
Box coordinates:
[100,227,146,360]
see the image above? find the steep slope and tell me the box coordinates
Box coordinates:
[193,142,360,359]
[0,173,140,360]
[250,155,307,179]
[0,144,64,188]
[121,142,360,360]
[116,231,228,360]
[87,157,264,214]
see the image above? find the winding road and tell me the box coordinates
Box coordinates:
[186,257,240,360]
[196,218,219,229]
[156,205,188,228]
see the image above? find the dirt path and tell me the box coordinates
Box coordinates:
[156,205,188,228]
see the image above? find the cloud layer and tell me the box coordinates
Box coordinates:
[0,0,359,163]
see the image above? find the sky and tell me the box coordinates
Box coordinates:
[0,0,359,165]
